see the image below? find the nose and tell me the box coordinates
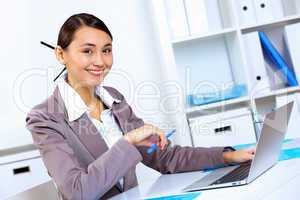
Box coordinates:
[93,51,105,67]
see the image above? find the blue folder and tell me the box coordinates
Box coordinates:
[144,191,201,200]
[279,147,300,161]
[259,31,298,87]
[187,84,247,106]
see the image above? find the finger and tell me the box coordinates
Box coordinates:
[246,147,256,154]
[243,152,255,161]
[160,134,167,149]
[160,132,168,150]
[158,140,166,150]
[136,140,153,147]
[156,138,163,150]
[248,154,255,160]
[147,135,160,143]
[163,138,168,149]
[151,127,166,149]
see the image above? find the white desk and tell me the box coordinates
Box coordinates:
[110,140,300,200]
[7,140,300,200]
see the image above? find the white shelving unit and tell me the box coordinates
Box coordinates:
[150,0,300,147]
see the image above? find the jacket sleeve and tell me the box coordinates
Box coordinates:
[105,86,227,174]
[26,109,142,200]
[137,143,226,174]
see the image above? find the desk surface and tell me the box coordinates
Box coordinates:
[7,140,300,200]
[111,140,300,200]
[7,159,300,200]
[110,158,300,200]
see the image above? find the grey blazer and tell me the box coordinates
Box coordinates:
[26,86,227,200]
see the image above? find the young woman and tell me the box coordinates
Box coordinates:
[26,13,255,200]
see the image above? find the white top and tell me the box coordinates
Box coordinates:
[57,76,124,189]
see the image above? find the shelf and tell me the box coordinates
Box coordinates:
[253,86,300,100]
[186,86,300,114]
[171,28,237,45]
[241,14,300,34]
[151,0,300,146]
[0,149,40,165]
[0,144,36,157]
[186,95,250,114]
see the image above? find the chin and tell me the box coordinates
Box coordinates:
[87,78,104,87]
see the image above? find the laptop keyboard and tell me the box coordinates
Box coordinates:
[210,162,251,185]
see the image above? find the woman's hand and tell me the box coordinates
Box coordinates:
[124,124,168,150]
[223,148,256,164]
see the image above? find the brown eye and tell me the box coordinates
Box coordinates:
[103,48,112,55]
[83,49,93,54]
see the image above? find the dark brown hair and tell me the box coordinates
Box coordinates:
[57,13,113,49]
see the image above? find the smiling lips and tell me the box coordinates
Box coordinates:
[86,68,104,76]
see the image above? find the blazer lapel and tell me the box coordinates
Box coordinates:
[111,101,128,134]
[102,86,144,134]
[53,86,109,160]
[110,99,140,189]
[111,100,144,135]
[67,114,109,160]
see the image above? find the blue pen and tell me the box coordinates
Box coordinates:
[147,129,176,155]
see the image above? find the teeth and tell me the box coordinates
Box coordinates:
[88,70,102,76]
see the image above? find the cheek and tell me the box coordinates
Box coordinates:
[104,56,113,70]
[105,55,113,67]
[73,55,91,69]
[67,57,90,79]
[70,58,91,74]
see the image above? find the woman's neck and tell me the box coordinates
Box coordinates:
[67,76,98,107]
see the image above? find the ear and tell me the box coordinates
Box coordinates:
[55,46,66,65]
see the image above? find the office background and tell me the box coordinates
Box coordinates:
[0,1,173,197]
[1,0,300,199]
[0,0,178,150]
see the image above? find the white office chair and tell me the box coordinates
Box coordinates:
[52,180,64,200]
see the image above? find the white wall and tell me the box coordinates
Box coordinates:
[0,0,180,150]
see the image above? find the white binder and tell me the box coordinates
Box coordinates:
[205,0,223,32]
[295,0,300,14]
[243,32,271,95]
[284,22,300,83]
[254,0,284,23]
[164,0,189,39]
[184,0,209,36]
[276,94,300,139]
[235,0,257,27]
[282,0,300,16]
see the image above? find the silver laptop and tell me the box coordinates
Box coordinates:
[183,102,293,192]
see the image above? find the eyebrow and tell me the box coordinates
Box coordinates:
[80,43,112,48]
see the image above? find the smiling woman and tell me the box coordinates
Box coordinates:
[55,14,113,89]
[25,13,255,200]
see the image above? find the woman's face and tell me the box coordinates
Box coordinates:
[58,26,113,88]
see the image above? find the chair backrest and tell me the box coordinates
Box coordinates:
[52,180,64,200]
